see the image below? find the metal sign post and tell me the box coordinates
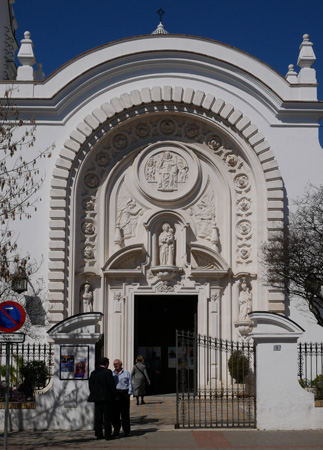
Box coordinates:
[0,301,26,450]
[4,343,10,450]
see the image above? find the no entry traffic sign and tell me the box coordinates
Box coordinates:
[0,301,26,332]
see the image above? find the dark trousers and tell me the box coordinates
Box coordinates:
[94,401,112,438]
[112,391,130,435]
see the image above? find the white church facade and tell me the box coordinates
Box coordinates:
[1,2,323,383]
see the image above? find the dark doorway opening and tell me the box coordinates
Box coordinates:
[134,295,197,394]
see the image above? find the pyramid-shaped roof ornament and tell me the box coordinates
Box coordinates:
[152,8,169,35]
[297,34,317,84]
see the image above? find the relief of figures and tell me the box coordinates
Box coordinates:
[190,192,216,239]
[117,197,142,239]
[144,151,189,192]
[159,223,175,266]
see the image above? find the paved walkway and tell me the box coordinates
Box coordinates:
[2,395,323,449]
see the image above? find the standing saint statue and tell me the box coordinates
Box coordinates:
[82,281,93,313]
[159,223,175,266]
[238,277,252,321]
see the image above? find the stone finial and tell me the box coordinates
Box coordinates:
[152,22,169,35]
[34,62,45,81]
[285,64,298,84]
[297,34,317,84]
[16,31,35,81]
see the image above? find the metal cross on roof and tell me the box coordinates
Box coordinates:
[157,8,165,22]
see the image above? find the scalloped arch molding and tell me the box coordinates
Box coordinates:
[49,86,284,321]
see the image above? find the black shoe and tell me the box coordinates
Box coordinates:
[124,433,130,437]
[111,433,119,438]
[105,435,115,440]
[141,401,145,404]
[96,435,104,440]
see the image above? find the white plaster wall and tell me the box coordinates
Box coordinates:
[1,34,322,339]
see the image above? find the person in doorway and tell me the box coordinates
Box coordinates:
[112,359,133,437]
[149,351,162,394]
[131,355,151,405]
[88,357,117,441]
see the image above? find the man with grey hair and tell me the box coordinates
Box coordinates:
[112,359,133,437]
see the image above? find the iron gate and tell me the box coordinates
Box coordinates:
[175,330,256,428]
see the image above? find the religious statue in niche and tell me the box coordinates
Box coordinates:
[144,151,189,192]
[117,197,142,239]
[159,223,175,266]
[238,277,252,321]
[82,281,93,313]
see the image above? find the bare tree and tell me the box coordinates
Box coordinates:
[0,90,52,294]
[262,184,323,326]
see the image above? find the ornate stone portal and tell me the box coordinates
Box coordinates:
[70,109,274,365]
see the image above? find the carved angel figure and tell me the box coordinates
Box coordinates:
[117,198,142,238]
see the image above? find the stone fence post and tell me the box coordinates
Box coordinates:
[249,311,323,430]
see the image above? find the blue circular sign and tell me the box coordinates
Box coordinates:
[0,301,26,332]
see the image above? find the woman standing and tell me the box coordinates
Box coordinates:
[131,355,151,405]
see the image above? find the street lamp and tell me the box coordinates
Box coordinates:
[11,266,28,294]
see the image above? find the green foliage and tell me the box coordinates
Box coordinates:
[228,350,250,384]
[262,184,323,327]
[19,360,50,399]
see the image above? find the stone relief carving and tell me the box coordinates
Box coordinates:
[82,281,93,312]
[159,223,175,266]
[77,115,254,272]
[237,220,252,238]
[238,245,251,261]
[83,245,94,259]
[145,151,189,192]
[113,134,127,149]
[82,197,95,211]
[238,276,252,321]
[160,119,175,134]
[84,173,99,189]
[207,135,222,151]
[185,124,199,138]
[237,197,251,214]
[136,123,150,137]
[96,152,110,167]
[117,197,142,240]
[234,174,249,191]
[189,189,217,244]
[193,253,218,270]
[82,221,95,235]
[156,281,175,292]
[113,292,123,313]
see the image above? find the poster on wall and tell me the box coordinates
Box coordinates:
[177,347,194,369]
[61,355,74,373]
[60,345,89,380]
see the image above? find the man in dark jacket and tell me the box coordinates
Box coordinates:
[88,357,117,440]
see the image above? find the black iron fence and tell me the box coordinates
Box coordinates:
[0,343,54,402]
[176,330,256,428]
[298,342,323,400]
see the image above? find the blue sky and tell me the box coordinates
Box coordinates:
[13,0,323,99]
